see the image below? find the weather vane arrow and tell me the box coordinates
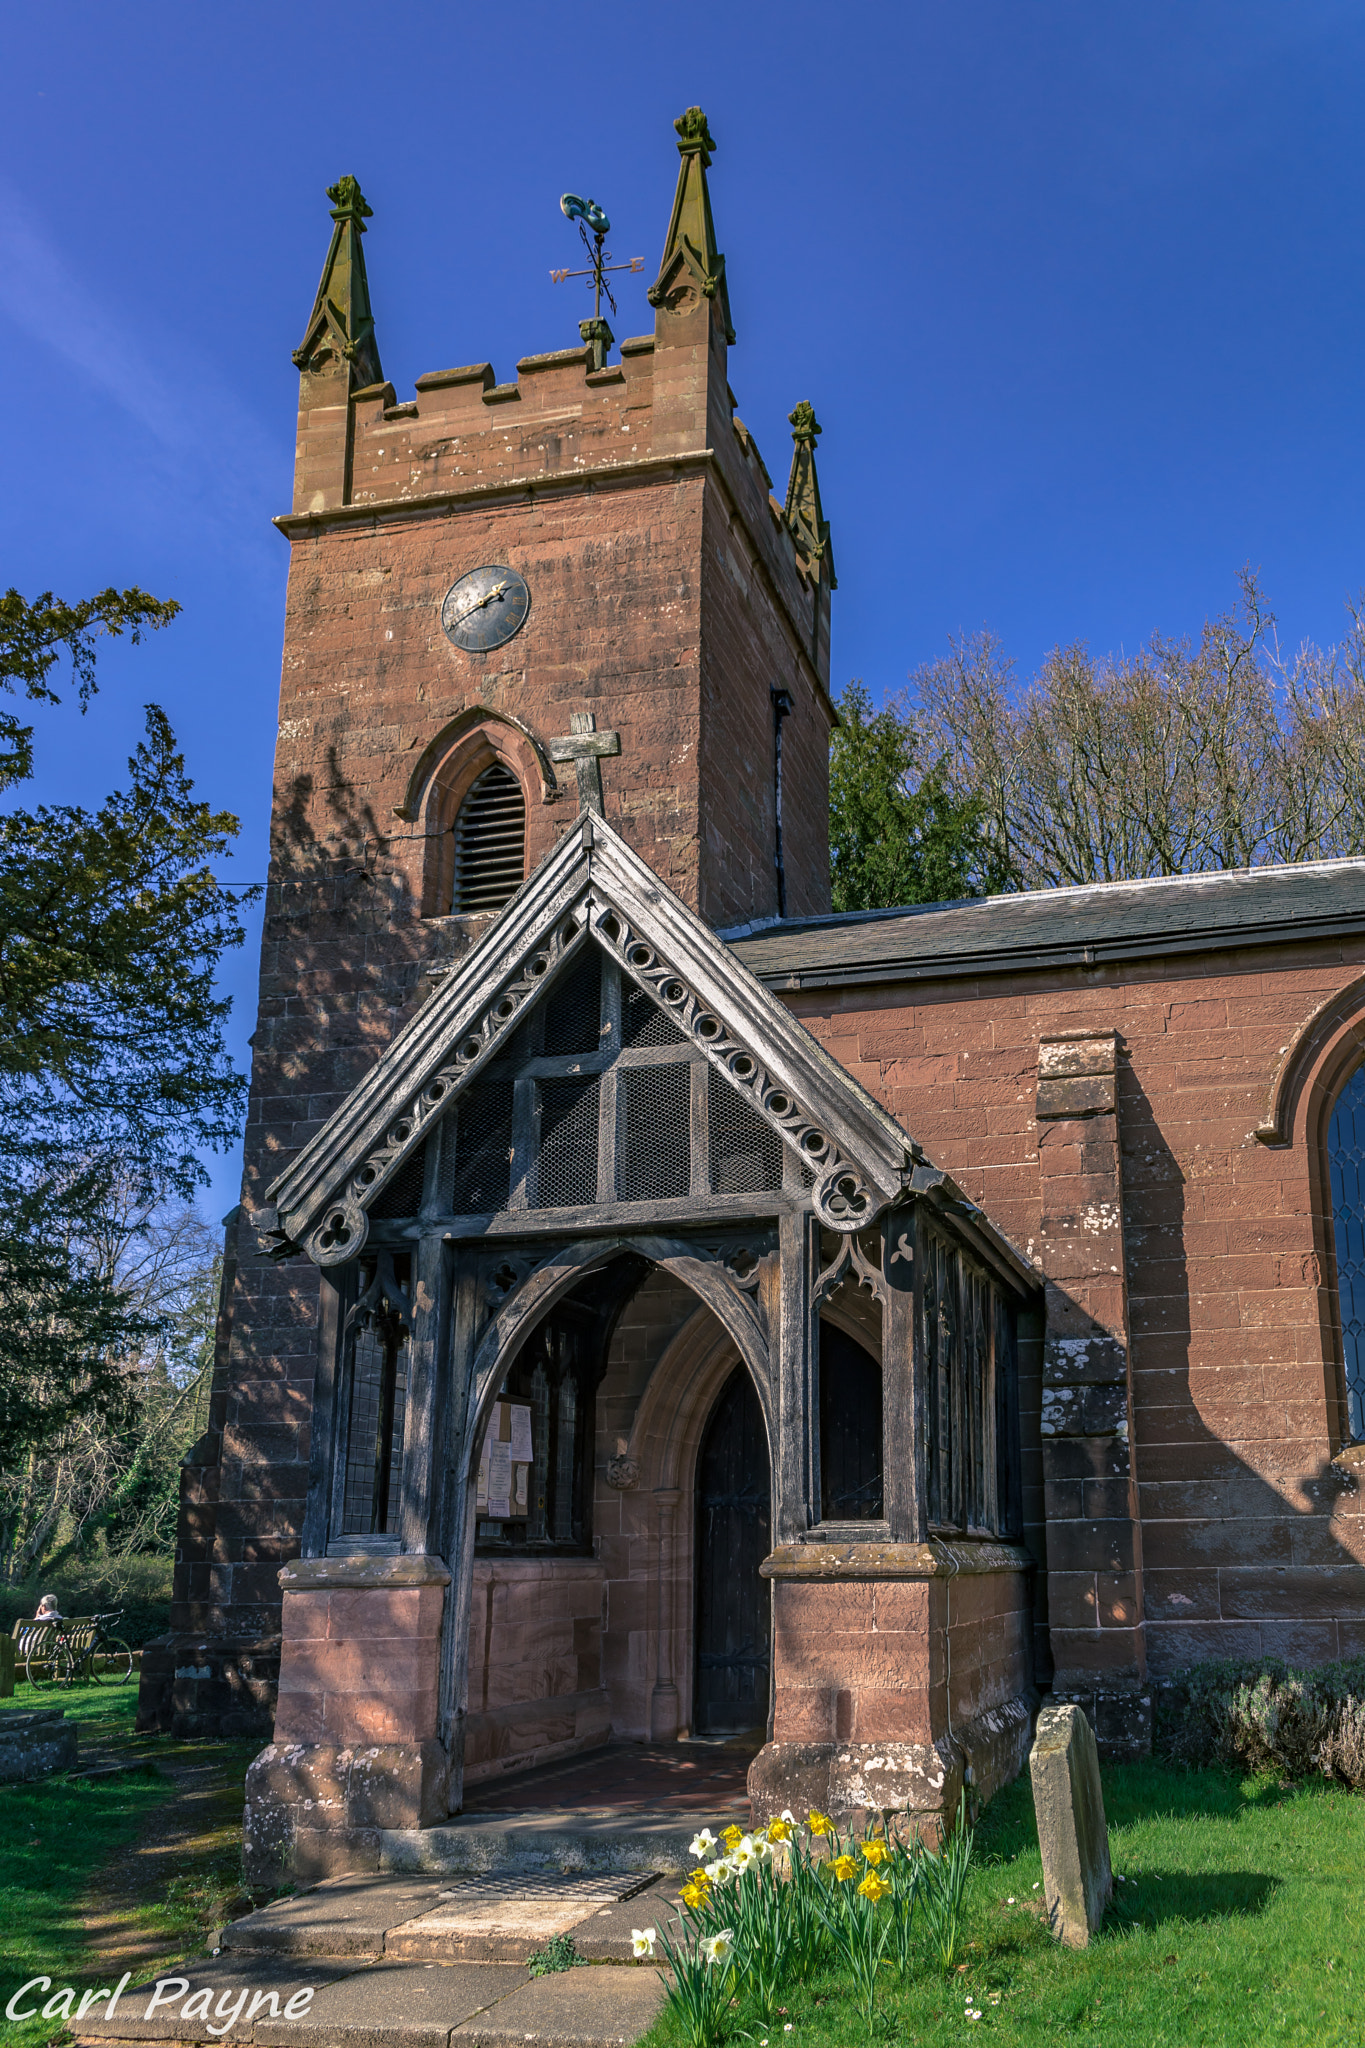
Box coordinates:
[551,192,643,337]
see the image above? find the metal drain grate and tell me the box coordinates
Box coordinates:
[434,1868,661,1904]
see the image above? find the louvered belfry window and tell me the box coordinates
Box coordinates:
[452,763,525,914]
[430,940,801,1221]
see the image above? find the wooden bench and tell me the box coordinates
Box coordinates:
[10,1617,101,1684]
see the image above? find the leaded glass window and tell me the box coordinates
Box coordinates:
[1328,1065,1365,1440]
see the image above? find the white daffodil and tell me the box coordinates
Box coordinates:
[631,1927,656,1958]
[702,1928,735,1966]
[732,1839,757,1873]
[754,1836,774,1862]
[690,1829,717,1858]
[780,1809,796,1825]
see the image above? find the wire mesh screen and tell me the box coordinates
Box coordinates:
[542,946,603,1055]
[536,1077,601,1208]
[340,1323,408,1535]
[444,1076,515,1214]
[709,1065,784,1194]
[453,764,525,914]
[622,978,687,1048]
[370,1141,428,1218]
[619,1062,691,1201]
[1329,1064,1365,1439]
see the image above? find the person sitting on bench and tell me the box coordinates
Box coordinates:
[33,1594,62,1623]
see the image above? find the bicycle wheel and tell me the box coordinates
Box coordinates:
[25,1642,58,1688]
[91,1637,133,1684]
[54,1644,77,1689]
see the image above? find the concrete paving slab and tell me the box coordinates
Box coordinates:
[253,1960,527,2048]
[450,1965,665,2047]
[380,1809,729,1877]
[73,1954,365,2042]
[385,1871,662,1963]
[567,1881,680,1963]
[225,1876,452,1956]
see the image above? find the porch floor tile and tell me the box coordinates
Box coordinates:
[461,1740,756,1816]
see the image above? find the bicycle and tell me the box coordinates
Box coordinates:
[24,1611,134,1688]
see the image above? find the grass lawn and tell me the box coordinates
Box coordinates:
[642,1761,1365,2048]
[0,1678,260,2046]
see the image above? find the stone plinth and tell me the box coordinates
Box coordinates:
[1029,1701,1112,1947]
[748,1538,1037,1836]
[243,1553,450,1883]
[0,1708,76,1781]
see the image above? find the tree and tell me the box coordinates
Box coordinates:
[828,682,1008,912]
[907,570,1365,891]
[0,585,253,1463]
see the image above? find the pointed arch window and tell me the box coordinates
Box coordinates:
[453,763,525,914]
[1328,1064,1365,1439]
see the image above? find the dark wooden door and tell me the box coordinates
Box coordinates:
[694,1367,771,1735]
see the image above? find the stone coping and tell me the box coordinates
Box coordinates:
[760,1537,1033,1581]
[279,1556,452,1592]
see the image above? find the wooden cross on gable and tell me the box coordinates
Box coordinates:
[547,711,621,816]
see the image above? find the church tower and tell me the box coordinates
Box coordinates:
[140,110,839,1736]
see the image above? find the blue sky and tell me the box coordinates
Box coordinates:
[4,0,1364,1216]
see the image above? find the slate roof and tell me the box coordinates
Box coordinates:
[722,858,1365,991]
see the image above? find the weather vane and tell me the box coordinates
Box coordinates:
[552,194,643,321]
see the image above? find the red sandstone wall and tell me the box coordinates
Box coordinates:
[789,940,1365,1675]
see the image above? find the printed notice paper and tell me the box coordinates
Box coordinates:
[488,1439,512,1519]
[509,1404,533,1462]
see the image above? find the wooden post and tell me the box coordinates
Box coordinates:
[435,1252,483,1806]
[774,1209,817,1542]
[300,1268,345,1558]
[400,1232,450,1555]
[883,1202,923,1541]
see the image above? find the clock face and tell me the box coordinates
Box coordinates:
[440,565,531,653]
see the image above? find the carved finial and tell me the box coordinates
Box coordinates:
[292,175,383,387]
[647,108,734,343]
[674,107,717,161]
[788,401,822,445]
[326,174,373,223]
[783,402,835,587]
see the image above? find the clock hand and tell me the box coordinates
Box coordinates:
[453,579,508,625]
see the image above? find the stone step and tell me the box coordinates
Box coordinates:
[376,1804,735,1877]
[74,1949,666,2048]
[222,1869,678,1967]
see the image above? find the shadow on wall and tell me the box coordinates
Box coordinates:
[1121,1066,1365,1677]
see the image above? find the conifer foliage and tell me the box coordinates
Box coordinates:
[0,585,253,1466]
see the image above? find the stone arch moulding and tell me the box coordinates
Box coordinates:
[1253,970,1365,1149]
[396,709,558,921]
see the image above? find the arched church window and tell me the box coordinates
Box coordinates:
[1327,1064,1365,1439]
[452,763,525,914]
[819,1322,883,1520]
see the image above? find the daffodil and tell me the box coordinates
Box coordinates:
[702,1928,735,1966]
[858,1870,891,1902]
[765,1816,793,1843]
[689,1828,717,1858]
[859,1839,889,1866]
[680,1882,707,1909]
[831,1853,857,1881]
[807,1808,833,1837]
[721,1824,744,1850]
[631,1927,656,1958]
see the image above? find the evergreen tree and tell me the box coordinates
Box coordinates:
[828,682,1008,912]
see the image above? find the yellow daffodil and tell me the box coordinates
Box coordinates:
[859,1840,889,1866]
[721,1824,744,1849]
[765,1817,793,1843]
[858,1871,891,1902]
[807,1809,833,1836]
[687,1867,712,1889]
[832,1853,857,1881]
[680,1882,707,1909]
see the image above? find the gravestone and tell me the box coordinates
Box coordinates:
[1028,1702,1112,1947]
[0,1707,77,1782]
[0,1633,14,1697]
